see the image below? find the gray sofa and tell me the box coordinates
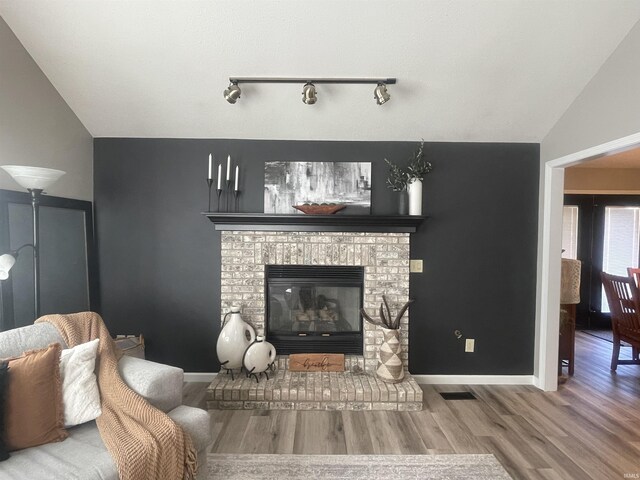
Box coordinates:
[0,323,211,480]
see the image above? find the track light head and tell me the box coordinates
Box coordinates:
[374,83,390,105]
[224,82,241,104]
[302,83,317,105]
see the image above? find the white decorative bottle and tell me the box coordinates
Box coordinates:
[243,336,277,380]
[216,305,256,370]
[407,178,423,215]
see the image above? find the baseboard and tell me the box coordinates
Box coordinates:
[412,374,535,385]
[184,372,217,382]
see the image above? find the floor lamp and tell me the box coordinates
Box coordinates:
[0,165,65,318]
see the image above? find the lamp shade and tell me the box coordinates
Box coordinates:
[1,165,65,190]
[560,258,581,304]
[0,253,16,281]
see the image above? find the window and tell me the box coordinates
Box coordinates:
[601,206,640,312]
[562,206,579,260]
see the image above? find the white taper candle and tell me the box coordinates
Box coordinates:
[226,155,231,181]
[208,154,212,179]
[217,164,222,190]
[235,165,239,191]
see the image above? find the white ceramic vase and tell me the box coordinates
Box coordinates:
[407,178,423,216]
[243,336,277,376]
[216,306,256,370]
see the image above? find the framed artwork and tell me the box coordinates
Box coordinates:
[264,162,371,214]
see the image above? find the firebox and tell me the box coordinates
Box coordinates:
[266,265,364,354]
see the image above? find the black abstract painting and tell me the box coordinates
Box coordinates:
[264,162,372,214]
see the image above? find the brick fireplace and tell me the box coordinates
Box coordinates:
[206,220,423,411]
[219,230,411,373]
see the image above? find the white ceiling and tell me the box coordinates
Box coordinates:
[570,146,640,169]
[1,1,639,142]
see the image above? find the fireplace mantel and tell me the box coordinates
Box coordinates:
[202,212,426,232]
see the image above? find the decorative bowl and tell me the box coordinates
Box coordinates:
[293,204,346,215]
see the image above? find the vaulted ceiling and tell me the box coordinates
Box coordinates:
[1,1,639,142]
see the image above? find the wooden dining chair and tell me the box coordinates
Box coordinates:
[627,267,640,289]
[601,272,640,371]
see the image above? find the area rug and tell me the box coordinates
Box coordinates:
[206,454,511,479]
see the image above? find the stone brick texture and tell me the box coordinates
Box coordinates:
[206,367,423,411]
[220,231,411,373]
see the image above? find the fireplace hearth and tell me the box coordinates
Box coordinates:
[266,265,364,355]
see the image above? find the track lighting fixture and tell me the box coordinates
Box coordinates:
[374,83,391,105]
[223,77,396,105]
[302,83,317,105]
[223,82,241,104]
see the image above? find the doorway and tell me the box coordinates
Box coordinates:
[537,132,640,391]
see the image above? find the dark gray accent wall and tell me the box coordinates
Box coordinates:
[94,139,539,374]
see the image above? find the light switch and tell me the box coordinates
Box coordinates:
[410,259,423,273]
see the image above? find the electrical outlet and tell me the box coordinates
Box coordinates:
[465,338,475,353]
[409,259,423,273]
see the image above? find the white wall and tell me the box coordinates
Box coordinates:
[0,17,92,201]
[541,20,640,161]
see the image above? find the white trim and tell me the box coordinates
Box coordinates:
[184,372,217,382]
[536,131,640,391]
[546,132,640,168]
[413,375,534,385]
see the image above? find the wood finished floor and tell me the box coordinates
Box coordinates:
[183,332,640,479]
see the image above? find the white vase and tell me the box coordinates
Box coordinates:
[243,336,277,376]
[216,306,256,370]
[377,328,404,383]
[407,178,423,216]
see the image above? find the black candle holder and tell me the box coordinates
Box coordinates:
[216,188,223,212]
[233,190,241,212]
[225,180,232,212]
[206,178,214,212]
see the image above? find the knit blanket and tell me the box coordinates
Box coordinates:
[36,312,197,480]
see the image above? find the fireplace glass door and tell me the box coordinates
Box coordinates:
[266,265,363,354]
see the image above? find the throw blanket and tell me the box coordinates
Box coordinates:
[36,312,197,480]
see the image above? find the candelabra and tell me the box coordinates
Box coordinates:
[206,176,240,212]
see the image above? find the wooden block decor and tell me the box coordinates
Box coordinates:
[289,353,345,372]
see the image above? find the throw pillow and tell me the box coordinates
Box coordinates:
[0,361,9,461]
[5,343,68,451]
[59,338,101,427]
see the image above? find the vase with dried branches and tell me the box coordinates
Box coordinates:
[385,139,433,216]
[361,295,414,383]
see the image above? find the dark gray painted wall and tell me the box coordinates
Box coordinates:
[94,139,539,374]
